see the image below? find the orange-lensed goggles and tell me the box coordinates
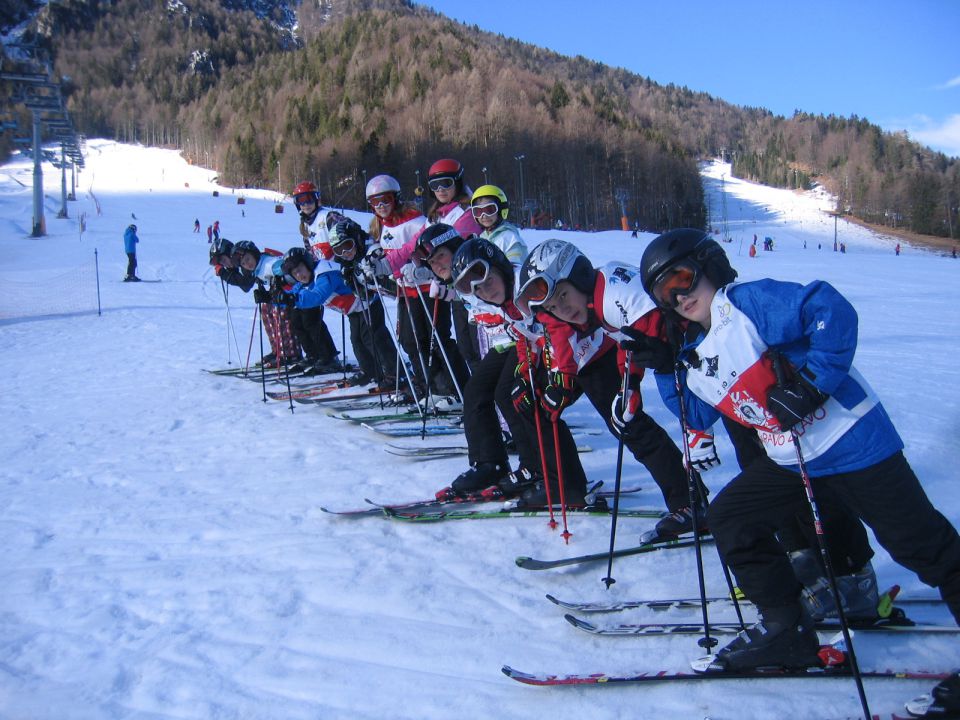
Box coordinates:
[515,275,553,316]
[368,192,395,208]
[650,262,701,308]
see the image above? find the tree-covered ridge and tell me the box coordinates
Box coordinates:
[20,0,959,237]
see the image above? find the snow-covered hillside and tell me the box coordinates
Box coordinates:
[1,141,958,719]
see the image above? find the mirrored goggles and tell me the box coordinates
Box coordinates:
[427,176,456,191]
[368,192,395,209]
[515,275,555,316]
[294,193,316,206]
[452,259,491,296]
[331,238,358,258]
[471,201,499,219]
[650,262,701,308]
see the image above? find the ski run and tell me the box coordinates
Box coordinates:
[1,141,958,719]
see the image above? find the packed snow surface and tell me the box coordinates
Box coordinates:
[1,141,958,719]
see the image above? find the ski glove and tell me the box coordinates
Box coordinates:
[618,326,675,374]
[429,278,456,302]
[685,428,720,472]
[541,371,574,422]
[510,374,536,418]
[358,249,391,281]
[398,262,434,287]
[334,218,369,244]
[253,287,271,304]
[611,373,643,435]
[766,375,829,432]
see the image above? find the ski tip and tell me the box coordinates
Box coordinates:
[564,614,597,632]
[515,556,532,567]
[545,593,560,606]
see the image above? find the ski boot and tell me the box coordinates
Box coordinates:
[642,501,708,544]
[516,478,586,509]
[795,554,881,622]
[450,461,510,496]
[419,395,463,414]
[905,671,960,718]
[497,467,540,499]
[709,602,821,672]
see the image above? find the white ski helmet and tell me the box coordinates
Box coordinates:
[516,239,594,315]
[365,174,401,200]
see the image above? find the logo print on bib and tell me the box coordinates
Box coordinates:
[703,355,719,377]
[730,390,775,429]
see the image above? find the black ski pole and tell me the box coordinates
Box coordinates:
[415,287,466,404]
[671,361,718,651]
[278,305,295,415]
[371,275,425,418]
[397,285,434,417]
[602,356,630,588]
[94,249,102,316]
[419,295,439,438]
[258,301,267,403]
[357,281,386,410]
[771,352,871,720]
[341,313,348,385]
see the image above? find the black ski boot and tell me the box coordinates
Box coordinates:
[712,602,820,672]
[906,671,960,718]
[644,500,709,543]
[497,467,540,499]
[451,461,509,496]
[791,550,881,621]
[516,479,587,509]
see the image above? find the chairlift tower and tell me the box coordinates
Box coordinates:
[721,174,730,242]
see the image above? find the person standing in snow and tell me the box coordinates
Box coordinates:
[422,159,484,373]
[123,224,140,282]
[194,218,201,233]
[631,228,960,672]
[895,243,901,256]
[207,225,213,243]
[213,221,221,242]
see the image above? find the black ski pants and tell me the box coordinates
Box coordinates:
[452,299,481,373]
[290,306,337,363]
[573,348,690,512]
[349,299,397,383]
[397,291,469,397]
[708,451,960,623]
[126,252,137,278]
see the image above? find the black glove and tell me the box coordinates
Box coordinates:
[540,371,574,422]
[766,376,828,432]
[335,218,369,244]
[510,373,536,418]
[618,326,675,374]
[253,287,271,304]
[274,291,296,307]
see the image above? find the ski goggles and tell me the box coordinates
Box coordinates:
[368,192,395,209]
[649,261,702,309]
[427,176,456,191]
[411,227,460,263]
[515,274,556,316]
[331,238,358,258]
[294,193,317,206]
[470,201,500,220]
[452,259,492,296]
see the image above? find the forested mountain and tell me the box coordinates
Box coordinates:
[5,0,958,237]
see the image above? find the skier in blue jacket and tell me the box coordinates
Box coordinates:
[629,228,960,672]
[123,224,140,281]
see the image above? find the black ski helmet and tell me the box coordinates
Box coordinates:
[232,240,261,264]
[281,246,316,276]
[640,228,737,299]
[415,223,465,263]
[451,236,516,297]
[209,237,235,265]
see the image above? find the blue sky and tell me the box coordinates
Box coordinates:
[421,0,960,158]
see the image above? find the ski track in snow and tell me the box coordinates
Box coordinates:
[0,140,958,719]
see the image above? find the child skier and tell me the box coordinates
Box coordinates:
[631,228,960,671]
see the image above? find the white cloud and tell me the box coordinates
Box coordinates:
[883,114,960,158]
[938,75,960,90]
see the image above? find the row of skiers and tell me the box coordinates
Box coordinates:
[207,159,960,684]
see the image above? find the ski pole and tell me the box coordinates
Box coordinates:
[341,313,348,385]
[523,341,556,529]
[419,294,440,438]
[550,418,572,543]
[671,360,717,651]
[371,275,425,418]
[94,249,102,316]
[258,302,267,403]
[221,278,243,368]
[602,358,630,588]
[415,287,466,404]
[357,281,386,410]
[278,305,296,414]
[398,285,435,416]
[245,303,259,375]
[771,352,871,720]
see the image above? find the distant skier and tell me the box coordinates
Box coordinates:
[123,224,141,282]
[206,225,213,243]
[213,220,220,242]
[895,243,901,256]
[193,218,200,233]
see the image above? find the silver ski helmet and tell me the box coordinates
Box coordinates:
[515,239,594,315]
